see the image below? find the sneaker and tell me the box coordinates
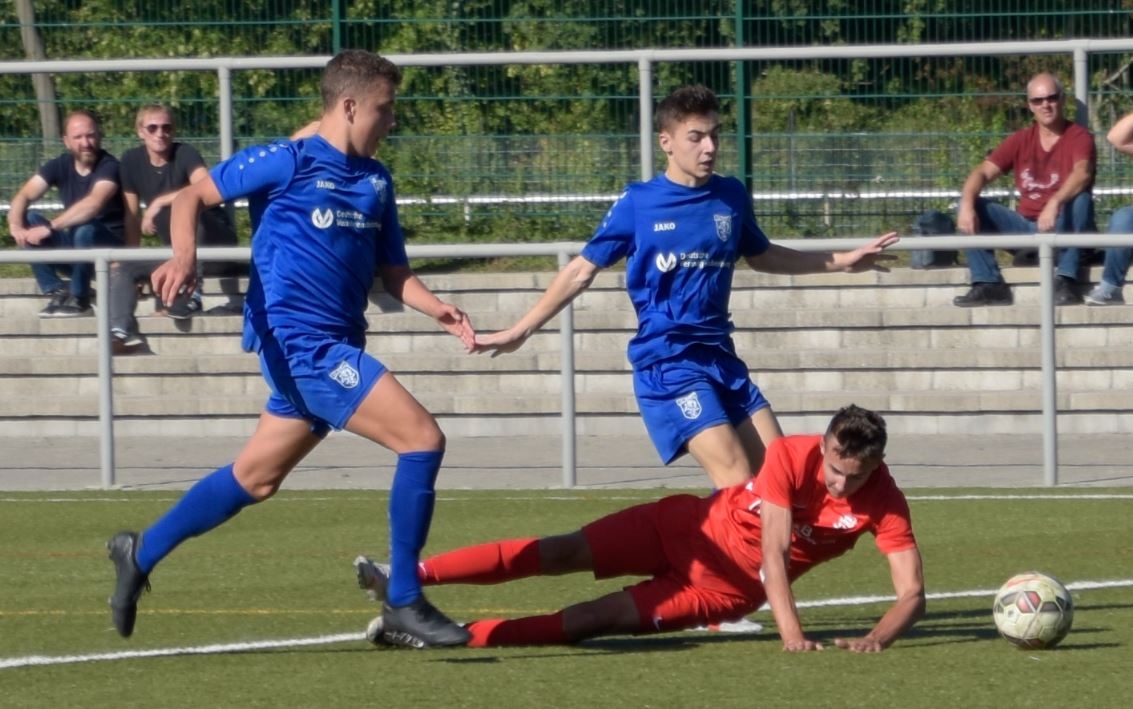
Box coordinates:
[40,292,90,318]
[354,555,390,603]
[1054,276,1083,306]
[381,598,471,648]
[165,294,202,320]
[953,282,1013,307]
[106,531,150,638]
[111,329,148,356]
[38,289,69,317]
[1084,284,1124,306]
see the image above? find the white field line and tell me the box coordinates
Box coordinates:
[2,578,1131,671]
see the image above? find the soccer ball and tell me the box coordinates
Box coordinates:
[992,572,1074,649]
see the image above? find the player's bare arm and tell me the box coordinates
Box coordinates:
[957,160,1002,234]
[152,177,221,306]
[471,254,600,356]
[744,232,899,276]
[379,264,476,351]
[759,499,821,652]
[1036,158,1094,232]
[7,175,51,246]
[833,546,926,652]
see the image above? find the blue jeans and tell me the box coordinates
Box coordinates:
[1102,206,1133,288]
[24,212,124,298]
[961,193,1095,284]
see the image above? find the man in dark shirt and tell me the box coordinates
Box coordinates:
[111,104,241,352]
[7,110,125,317]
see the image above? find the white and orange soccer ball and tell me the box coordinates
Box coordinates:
[992,571,1074,649]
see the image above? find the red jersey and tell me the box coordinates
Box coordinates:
[986,122,1096,220]
[700,434,916,594]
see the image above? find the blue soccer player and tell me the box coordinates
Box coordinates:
[474,85,898,491]
[107,49,475,648]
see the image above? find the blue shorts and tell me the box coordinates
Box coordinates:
[256,328,387,438]
[633,346,770,464]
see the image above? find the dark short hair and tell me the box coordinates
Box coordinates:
[320,49,403,110]
[825,404,888,460]
[655,85,720,133]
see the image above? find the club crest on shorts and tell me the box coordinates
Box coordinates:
[713,213,732,242]
[329,360,360,389]
[675,392,702,420]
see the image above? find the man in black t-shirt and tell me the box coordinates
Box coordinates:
[7,110,126,317]
[110,105,242,352]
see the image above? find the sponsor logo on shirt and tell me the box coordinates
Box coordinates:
[311,208,334,229]
[316,180,336,190]
[713,213,732,242]
[653,221,677,232]
[655,252,678,272]
[329,361,360,389]
[832,513,858,530]
[675,391,702,420]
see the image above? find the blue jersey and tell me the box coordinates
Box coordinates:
[209,136,408,351]
[581,174,771,369]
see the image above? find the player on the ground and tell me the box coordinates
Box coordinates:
[356,405,926,651]
[106,49,475,648]
[472,85,898,492]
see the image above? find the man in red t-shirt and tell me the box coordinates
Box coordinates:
[355,405,926,652]
[954,72,1096,308]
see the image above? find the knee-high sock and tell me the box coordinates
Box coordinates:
[465,612,568,647]
[135,464,255,574]
[386,450,442,607]
[419,538,541,585]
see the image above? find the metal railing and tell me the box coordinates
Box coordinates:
[3,234,1132,488]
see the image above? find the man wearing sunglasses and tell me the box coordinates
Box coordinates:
[953,72,1096,307]
[110,105,241,353]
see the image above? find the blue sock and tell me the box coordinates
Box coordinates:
[135,464,256,574]
[385,450,442,607]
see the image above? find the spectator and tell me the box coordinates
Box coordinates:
[953,72,1097,307]
[473,84,897,491]
[1083,111,1133,306]
[110,105,242,353]
[356,405,926,651]
[7,109,125,317]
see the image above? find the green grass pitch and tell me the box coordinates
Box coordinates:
[1,489,1131,708]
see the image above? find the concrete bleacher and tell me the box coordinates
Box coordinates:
[1,265,1130,438]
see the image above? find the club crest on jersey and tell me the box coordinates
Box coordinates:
[311,207,334,229]
[713,213,732,242]
[329,361,360,389]
[675,392,702,420]
[655,251,678,273]
[832,513,858,530]
[370,176,388,203]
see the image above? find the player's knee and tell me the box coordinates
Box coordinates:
[538,532,591,573]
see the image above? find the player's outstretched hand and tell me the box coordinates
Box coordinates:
[781,638,824,652]
[150,256,197,309]
[832,637,885,653]
[839,231,900,273]
[470,328,529,358]
[435,302,476,352]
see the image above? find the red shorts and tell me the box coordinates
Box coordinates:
[582,494,766,633]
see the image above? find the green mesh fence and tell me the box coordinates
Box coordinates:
[2,1,1133,242]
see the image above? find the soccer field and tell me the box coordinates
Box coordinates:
[1,489,1131,708]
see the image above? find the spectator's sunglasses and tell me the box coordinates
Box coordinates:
[1027,92,1062,106]
[144,123,174,134]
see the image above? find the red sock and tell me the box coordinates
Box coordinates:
[465,612,568,647]
[420,537,541,585]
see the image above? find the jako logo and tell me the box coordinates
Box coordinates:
[653,221,676,232]
[316,180,336,190]
[311,208,334,229]
[655,252,677,272]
